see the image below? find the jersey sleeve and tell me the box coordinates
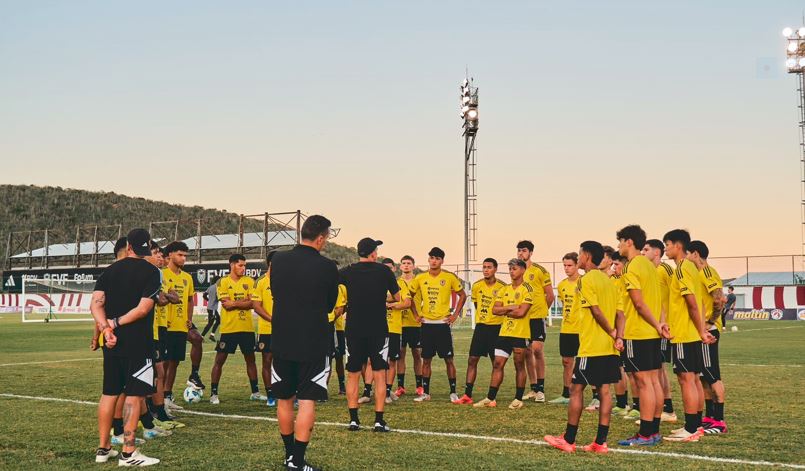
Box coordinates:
[540,266,552,287]
[703,268,723,294]
[251,278,264,302]
[408,276,420,295]
[398,280,411,300]
[94,272,107,293]
[143,268,162,300]
[622,264,641,291]
[471,282,480,305]
[521,285,535,306]
[451,273,463,292]
[677,265,697,296]
[337,284,347,307]
[578,276,599,308]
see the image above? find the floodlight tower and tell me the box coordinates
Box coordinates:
[460,77,479,294]
[783,26,805,264]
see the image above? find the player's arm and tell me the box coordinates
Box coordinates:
[507,302,532,319]
[615,308,625,339]
[683,294,714,344]
[449,289,468,324]
[90,290,115,347]
[589,304,615,337]
[543,284,555,308]
[627,288,669,338]
[155,291,171,306]
[332,305,345,321]
[709,289,726,322]
[186,291,195,326]
[228,298,254,309]
[252,301,271,322]
[109,296,157,332]
[386,293,408,310]
[491,300,512,316]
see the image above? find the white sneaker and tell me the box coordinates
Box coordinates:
[389,392,399,402]
[384,396,393,404]
[143,426,172,439]
[449,393,459,403]
[413,393,431,402]
[111,434,145,446]
[209,394,220,405]
[95,448,119,463]
[585,398,600,411]
[357,395,371,404]
[522,390,538,401]
[164,397,184,410]
[249,392,267,401]
[534,391,545,403]
[118,449,160,466]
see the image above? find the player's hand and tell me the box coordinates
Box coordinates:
[701,331,716,344]
[186,319,193,329]
[414,315,423,323]
[446,314,458,325]
[614,337,624,352]
[90,335,99,351]
[166,290,181,304]
[103,327,117,348]
[658,323,671,339]
[221,299,233,309]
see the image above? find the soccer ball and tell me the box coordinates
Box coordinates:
[731,325,738,332]
[183,386,203,404]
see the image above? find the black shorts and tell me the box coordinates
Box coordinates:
[493,336,529,358]
[672,341,703,374]
[420,323,454,359]
[660,338,672,363]
[572,355,622,387]
[255,334,272,353]
[700,329,721,384]
[388,333,402,361]
[164,331,188,362]
[346,335,389,372]
[335,330,346,356]
[401,326,421,349]
[559,333,580,358]
[102,349,156,397]
[216,332,256,354]
[469,324,501,358]
[530,318,546,342]
[271,355,330,401]
[621,338,662,373]
[155,326,168,363]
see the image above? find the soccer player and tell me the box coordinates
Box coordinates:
[662,229,715,443]
[642,238,678,422]
[252,251,278,407]
[549,252,581,405]
[271,215,339,471]
[687,240,727,434]
[408,247,467,402]
[397,255,423,397]
[516,240,554,403]
[209,254,267,404]
[454,258,506,405]
[340,239,401,432]
[201,280,220,342]
[545,241,624,454]
[382,258,411,403]
[473,258,533,410]
[91,229,162,466]
[615,225,670,446]
[329,283,348,395]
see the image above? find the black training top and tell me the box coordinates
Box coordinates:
[339,262,400,338]
[270,245,339,361]
[94,257,161,357]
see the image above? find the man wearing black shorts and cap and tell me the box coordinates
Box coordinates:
[91,229,162,466]
[270,215,339,471]
[340,238,401,432]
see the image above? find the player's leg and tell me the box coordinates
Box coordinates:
[385,334,400,403]
[209,351,229,404]
[262,351,274,405]
[551,333,578,404]
[139,396,171,439]
[474,354,506,407]
[544,356,587,452]
[532,340,546,399]
[701,332,726,433]
[117,355,160,466]
[397,342,408,394]
[412,343,423,395]
[665,342,704,441]
[624,371,641,420]
[626,370,655,441]
[370,337,390,431]
[241,333,263,400]
[509,346,527,409]
[201,309,214,337]
[415,325,435,401]
[186,327,205,389]
[613,367,629,416]
[346,336,365,429]
[335,330,346,395]
[97,395,117,456]
[436,324,458,401]
[459,355,480,403]
[659,338,676,421]
[358,363,373,404]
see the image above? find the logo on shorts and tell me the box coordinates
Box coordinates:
[770,309,784,320]
[132,359,154,386]
[218,341,226,349]
[258,342,265,350]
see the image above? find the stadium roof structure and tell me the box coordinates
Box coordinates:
[729,271,805,286]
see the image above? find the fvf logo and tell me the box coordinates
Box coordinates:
[4,277,15,287]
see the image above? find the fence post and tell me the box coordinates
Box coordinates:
[745,257,749,286]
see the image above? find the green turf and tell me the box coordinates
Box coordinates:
[0,315,803,470]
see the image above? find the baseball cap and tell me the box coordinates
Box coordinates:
[357,238,383,257]
[428,247,445,258]
[127,229,152,257]
[508,258,527,268]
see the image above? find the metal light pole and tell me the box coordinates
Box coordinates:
[460,77,479,323]
[783,26,805,270]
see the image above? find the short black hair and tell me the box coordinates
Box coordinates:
[113,237,128,255]
[161,247,169,257]
[229,253,246,264]
[610,251,626,263]
[401,255,415,264]
[266,250,278,267]
[382,258,395,265]
[580,241,605,266]
[165,241,189,254]
[149,240,161,251]
[645,239,664,252]
[663,229,691,251]
[516,240,534,252]
[301,215,332,241]
[602,245,616,260]
[728,286,734,291]
[562,252,578,263]
[616,225,647,251]
[482,257,498,268]
[688,240,709,259]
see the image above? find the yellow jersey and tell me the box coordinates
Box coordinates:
[408,270,463,321]
[386,278,411,334]
[496,282,534,339]
[402,281,422,327]
[153,270,168,339]
[218,275,255,334]
[164,268,195,333]
[524,262,552,319]
[699,265,724,330]
[577,269,619,358]
[251,274,273,335]
[621,255,662,340]
[333,284,347,331]
[657,262,674,320]
[558,277,580,334]
[668,259,704,344]
[472,278,507,326]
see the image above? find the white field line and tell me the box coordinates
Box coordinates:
[729,325,804,333]
[0,393,803,469]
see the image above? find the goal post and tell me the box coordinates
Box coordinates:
[21,278,95,323]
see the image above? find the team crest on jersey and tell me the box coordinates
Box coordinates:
[493,289,499,296]
[515,292,521,300]
[183,279,187,286]
[529,274,535,280]
[243,284,249,290]
[440,280,446,286]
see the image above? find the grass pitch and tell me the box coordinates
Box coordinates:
[0,315,803,470]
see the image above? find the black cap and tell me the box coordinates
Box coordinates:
[357,238,383,257]
[126,229,152,257]
[428,247,445,258]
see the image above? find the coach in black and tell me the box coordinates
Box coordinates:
[340,238,401,433]
[271,215,339,471]
[91,229,162,466]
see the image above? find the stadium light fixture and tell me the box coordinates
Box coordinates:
[784,27,794,37]
[782,24,805,272]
